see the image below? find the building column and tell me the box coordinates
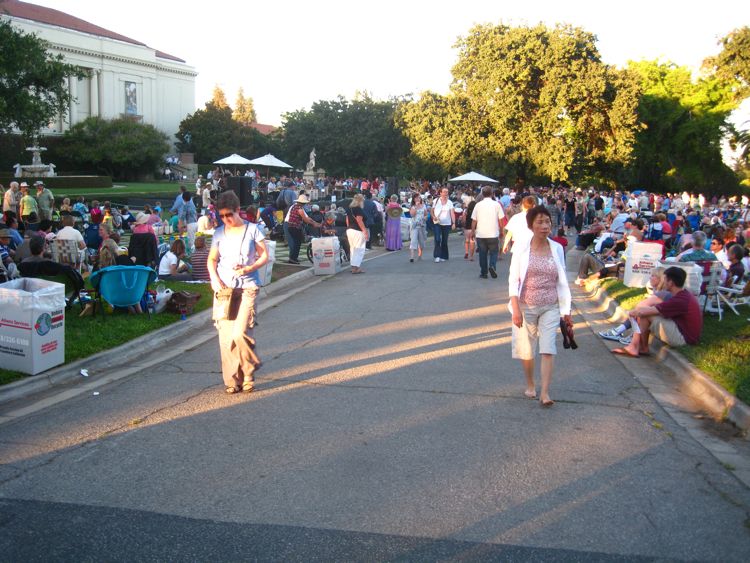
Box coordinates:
[90,70,99,117]
[98,71,105,118]
[68,75,78,126]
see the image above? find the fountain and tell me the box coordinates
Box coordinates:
[14,144,57,178]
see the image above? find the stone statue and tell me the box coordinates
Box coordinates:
[306,148,316,171]
[32,150,42,166]
[47,163,56,177]
[13,163,22,177]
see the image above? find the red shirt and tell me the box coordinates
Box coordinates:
[551,236,568,251]
[655,289,702,345]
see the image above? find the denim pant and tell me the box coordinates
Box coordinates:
[285,223,303,261]
[476,237,499,276]
[433,224,450,259]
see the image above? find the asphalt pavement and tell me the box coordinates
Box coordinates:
[1,238,750,561]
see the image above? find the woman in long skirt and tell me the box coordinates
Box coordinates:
[384,194,403,251]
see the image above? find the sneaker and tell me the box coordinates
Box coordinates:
[489,266,497,279]
[618,335,632,345]
[479,274,488,279]
[434,257,440,263]
[410,258,414,263]
[598,329,622,341]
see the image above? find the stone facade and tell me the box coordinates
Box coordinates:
[5,1,196,144]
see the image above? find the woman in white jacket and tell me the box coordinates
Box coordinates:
[508,205,573,407]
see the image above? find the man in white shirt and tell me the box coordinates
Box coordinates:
[55,215,85,250]
[472,185,506,279]
[502,195,537,254]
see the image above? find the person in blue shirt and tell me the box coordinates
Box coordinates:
[207,191,268,394]
[170,186,187,215]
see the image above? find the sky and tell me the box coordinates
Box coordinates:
[28,0,750,127]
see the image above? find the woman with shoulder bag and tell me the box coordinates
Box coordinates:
[508,205,573,407]
[207,191,268,394]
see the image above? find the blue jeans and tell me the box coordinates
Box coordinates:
[433,224,450,260]
[284,223,302,261]
[476,237,499,276]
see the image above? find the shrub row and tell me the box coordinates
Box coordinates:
[0,175,113,189]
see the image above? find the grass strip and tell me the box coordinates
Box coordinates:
[0,264,304,387]
[597,278,750,404]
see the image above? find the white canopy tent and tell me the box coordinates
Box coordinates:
[448,171,499,183]
[247,153,293,169]
[213,153,254,165]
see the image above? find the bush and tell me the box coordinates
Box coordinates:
[0,175,112,189]
[57,117,169,181]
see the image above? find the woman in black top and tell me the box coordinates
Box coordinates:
[346,194,368,274]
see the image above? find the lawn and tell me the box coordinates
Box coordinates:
[0,263,305,388]
[54,182,184,201]
[598,278,750,405]
[0,280,212,387]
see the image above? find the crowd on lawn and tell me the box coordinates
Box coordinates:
[3,175,750,401]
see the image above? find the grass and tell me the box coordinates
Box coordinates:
[597,278,750,405]
[0,264,304,387]
[53,182,183,201]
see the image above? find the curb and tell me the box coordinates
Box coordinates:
[579,280,750,432]
[0,266,321,408]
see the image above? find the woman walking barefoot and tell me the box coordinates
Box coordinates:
[508,205,572,407]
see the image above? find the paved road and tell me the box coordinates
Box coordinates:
[2,238,750,561]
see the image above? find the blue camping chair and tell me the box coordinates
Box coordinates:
[89,265,157,318]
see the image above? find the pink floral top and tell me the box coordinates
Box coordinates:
[520,251,558,306]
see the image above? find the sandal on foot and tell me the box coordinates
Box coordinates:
[225,386,240,394]
[242,381,254,393]
[524,390,537,399]
[540,399,555,407]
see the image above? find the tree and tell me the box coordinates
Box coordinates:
[176,100,280,164]
[211,85,230,110]
[57,117,169,180]
[627,60,739,194]
[398,24,640,185]
[282,94,410,177]
[233,87,257,125]
[704,26,750,101]
[0,18,86,138]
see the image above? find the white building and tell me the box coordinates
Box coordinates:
[3,0,196,143]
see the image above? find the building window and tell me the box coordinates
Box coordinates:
[124,81,138,115]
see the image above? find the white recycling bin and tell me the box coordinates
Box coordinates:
[0,278,66,375]
[311,237,341,275]
[257,240,276,286]
[623,241,664,287]
[658,260,703,295]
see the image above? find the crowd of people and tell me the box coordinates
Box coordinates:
[3,175,749,402]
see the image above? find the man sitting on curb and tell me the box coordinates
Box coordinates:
[612,266,702,358]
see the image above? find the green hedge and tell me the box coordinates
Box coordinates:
[0,175,112,189]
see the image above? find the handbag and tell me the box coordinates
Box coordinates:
[559,318,578,350]
[167,290,201,315]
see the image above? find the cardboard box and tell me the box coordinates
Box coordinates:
[311,237,341,275]
[0,278,66,375]
[258,240,275,287]
[623,241,664,287]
